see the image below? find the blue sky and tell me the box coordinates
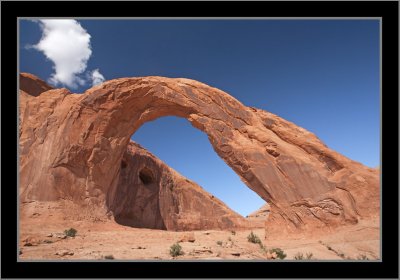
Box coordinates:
[19,19,380,216]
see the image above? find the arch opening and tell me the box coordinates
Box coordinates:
[110,115,267,230]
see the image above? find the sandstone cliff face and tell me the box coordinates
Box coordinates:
[112,141,248,230]
[253,109,380,237]
[19,73,379,236]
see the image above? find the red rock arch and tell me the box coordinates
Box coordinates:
[19,73,379,236]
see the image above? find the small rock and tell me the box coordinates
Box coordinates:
[192,249,213,254]
[55,250,74,256]
[55,233,67,239]
[46,233,53,237]
[22,237,39,246]
[19,249,23,255]
[223,241,234,248]
[266,147,280,157]
[231,252,241,256]
[179,232,195,243]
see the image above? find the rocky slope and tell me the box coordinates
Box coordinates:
[244,203,271,228]
[19,72,379,237]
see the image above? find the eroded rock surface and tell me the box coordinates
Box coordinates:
[112,141,248,230]
[19,73,379,236]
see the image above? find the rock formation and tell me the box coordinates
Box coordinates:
[19,72,379,236]
[112,141,248,230]
[245,203,271,228]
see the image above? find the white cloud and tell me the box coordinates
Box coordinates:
[34,19,93,89]
[91,69,105,86]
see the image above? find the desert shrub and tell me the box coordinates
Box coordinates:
[104,255,114,259]
[231,230,236,235]
[228,237,232,242]
[170,243,183,257]
[357,254,369,260]
[64,228,77,237]
[269,248,286,259]
[247,231,261,244]
[294,252,313,260]
[294,252,304,260]
[216,240,223,246]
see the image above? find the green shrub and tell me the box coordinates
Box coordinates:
[64,228,77,237]
[170,243,183,257]
[269,248,286,259]
[247,231,261,244]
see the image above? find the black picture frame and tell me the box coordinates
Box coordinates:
[1,1,398,278]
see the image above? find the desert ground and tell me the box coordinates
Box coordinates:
[19,200,380,261]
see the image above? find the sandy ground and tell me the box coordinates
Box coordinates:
[19,201,380,261]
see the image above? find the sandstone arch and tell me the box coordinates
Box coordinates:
[19,73,379,237]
